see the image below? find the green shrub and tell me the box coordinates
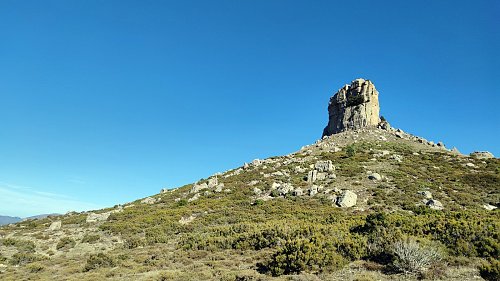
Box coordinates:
[81,234,100,244]
[346,145,356,157]
[27,262,45,273]
[479,258,500,281]
[265,237,347,276]
[10,253,43,265]
[1,238,36,253]
[56,237,76,250]
[83,253,115,272]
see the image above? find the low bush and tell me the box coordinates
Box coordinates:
[83,253,116,272]
[81,234,100,244]
[479,258,500,281]
[56,237,76,250]
[390,237,443,274]
[265,237,347,276]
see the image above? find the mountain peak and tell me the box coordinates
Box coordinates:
[323,79,381,136]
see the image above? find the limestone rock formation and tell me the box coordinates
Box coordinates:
[323,78,381,136]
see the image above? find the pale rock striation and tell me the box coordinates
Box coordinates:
[323,78,381,136]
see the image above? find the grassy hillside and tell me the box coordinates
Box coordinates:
[0,128,498,280]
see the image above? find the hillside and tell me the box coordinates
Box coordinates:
[0,126,498,280]
[1,79,498,281]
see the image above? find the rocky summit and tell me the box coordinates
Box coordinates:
[323,78,381,136]
[0,80,498,281]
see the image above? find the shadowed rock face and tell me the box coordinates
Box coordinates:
[323,78,380,136]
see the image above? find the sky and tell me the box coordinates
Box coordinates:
[0,1,498,217]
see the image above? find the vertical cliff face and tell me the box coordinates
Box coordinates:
[322,78,381,136]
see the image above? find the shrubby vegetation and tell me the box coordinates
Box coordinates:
[0,140,498,279]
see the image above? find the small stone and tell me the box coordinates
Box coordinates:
[483,204,497,211]
[368,173,382,181]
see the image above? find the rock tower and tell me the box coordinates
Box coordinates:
[322,78,381,136]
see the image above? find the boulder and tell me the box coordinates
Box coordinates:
[214,183,224,193]
[86,212,111,223]
[315,160,335,172]
[323,79,381,136]
[483,204,497,211]
[368,173,382,181]
[207,178,218,188]
[188,193,200,202]
[292,187,304,196]
[253,187,262,195]
[307,170,318,183]
[309,185,319,196]
[426,199,444,210]
[48,221,61,231]
[336,190,357,207]
[191,183,208,193]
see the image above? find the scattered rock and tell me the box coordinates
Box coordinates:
[426,199,444,210]
[179,214,197,225]
[336,190,357,208]
[86,212,111,223]
[309,185,319,196]
[253,188,262,196]
[483,204,497,211]
[314,160,335,172]
[307,170,318,183]
[208,177,218,188]
[48,221,62,231]
[292,187,304,196]
[160,188,169,193]
[316,172,327,181]
[465,163,476,168]
[191,183,209,193]
[248,180,259,186]
[141,197,157,204]
[188,193,200,202]
[215,184,224,193]
[368,173,382,181]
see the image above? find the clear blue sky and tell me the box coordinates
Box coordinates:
[1,1,498,217]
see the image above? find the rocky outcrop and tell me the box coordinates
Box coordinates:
[323,78,381,136]
[470,151,495,159]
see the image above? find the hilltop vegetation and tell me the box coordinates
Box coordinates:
[0,128,498,280]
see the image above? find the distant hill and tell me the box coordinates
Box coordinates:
[23,213,60,221]
[0,215,21,225]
